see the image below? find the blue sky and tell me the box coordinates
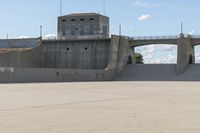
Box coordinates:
[0,0,200,63]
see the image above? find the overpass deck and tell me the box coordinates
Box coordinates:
[129,35,200,47]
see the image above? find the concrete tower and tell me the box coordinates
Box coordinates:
[58,13,109,39]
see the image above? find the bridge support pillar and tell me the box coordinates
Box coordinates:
[177,34,195,74]
[131,47,136,64]
[107,35,134,75]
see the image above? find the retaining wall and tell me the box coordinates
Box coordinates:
[42,39,110,69]
[0,38,41,48]
[0,46,42,68]
[114,64,200,81]
[0,67,115,83]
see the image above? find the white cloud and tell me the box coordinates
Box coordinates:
[17,36,30,39]
[132,1,160,8]
[195,53,200,63]
[136,45,155,55]
[135,45,177,64]
[164,54,177,63]
[130,0,179,10]
[159,45,176,51]
[138,14,152,21]
[188,30,195,35]
[43,34,57,39]
[142,54,177,64]
[132,1,148,7]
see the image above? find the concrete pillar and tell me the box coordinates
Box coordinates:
[107,35,134,75]
[116,36,131,73]
[131,47,136,64]
[177,34,195,74]
[107,35,120,69]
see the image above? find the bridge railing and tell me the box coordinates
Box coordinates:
[190,34,200,39]
[131,35,178,40]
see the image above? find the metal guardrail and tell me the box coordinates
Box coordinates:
[131,35,178,40]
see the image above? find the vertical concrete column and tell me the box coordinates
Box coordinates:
[131,47,136,64]
[107,35,134,77]
[177,34,195,74]
[116,36,130,73]
[107,35,120,69]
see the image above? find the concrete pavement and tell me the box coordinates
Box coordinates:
[0,82,200,133]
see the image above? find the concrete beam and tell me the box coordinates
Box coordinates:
[129,39,177,47]
[192,38,200,46]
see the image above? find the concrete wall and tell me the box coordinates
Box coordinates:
[42,39,110,69]
[58,13,109,39]
[114,64,200,81]
[107,35,120,69]
[116,36,134,73]
[0,46,42,68]
[107,35,134,73]
[0,38,41,48]
[0,67,115,83]
[0,38,111,70]
[177,34,195,74]
[0,38,42,68]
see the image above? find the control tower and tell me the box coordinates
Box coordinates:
[58,13,109,39]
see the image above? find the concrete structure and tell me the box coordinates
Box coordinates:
[0,67,115,83]
[0,33,200,82]
[114,64,200,81]
[1,12,200,82]
[130,34,200,75]
[0,35,133,83]
[58,13,109,39]
[42,38,111,69]
[0,38,40,48]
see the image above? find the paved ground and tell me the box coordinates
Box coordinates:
[0,82,200,133]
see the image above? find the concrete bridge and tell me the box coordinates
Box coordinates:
[128,33,200,74]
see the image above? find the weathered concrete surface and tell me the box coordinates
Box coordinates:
[0,82,200,133]
[116,36,134,73]
[0,46,42,68]
[42,39,111,69]
[107,35,134,73]
[0,38,112,69]
[115,64,200,81]
[130,38,177,47]
[0,38,40,48]
[58,13,109,39]
[177,34,195,74]
[0,67,115,83]
[107,35,120,69]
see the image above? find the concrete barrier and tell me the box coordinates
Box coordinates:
[0,68,14,83]
[0,67,115,83]
[114,64,200,81]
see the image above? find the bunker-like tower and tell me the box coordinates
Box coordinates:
[58,13,109,39]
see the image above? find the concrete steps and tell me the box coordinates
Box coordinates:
[114,64,200,81]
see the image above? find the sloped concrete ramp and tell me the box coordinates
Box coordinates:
[114,64,200,81]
